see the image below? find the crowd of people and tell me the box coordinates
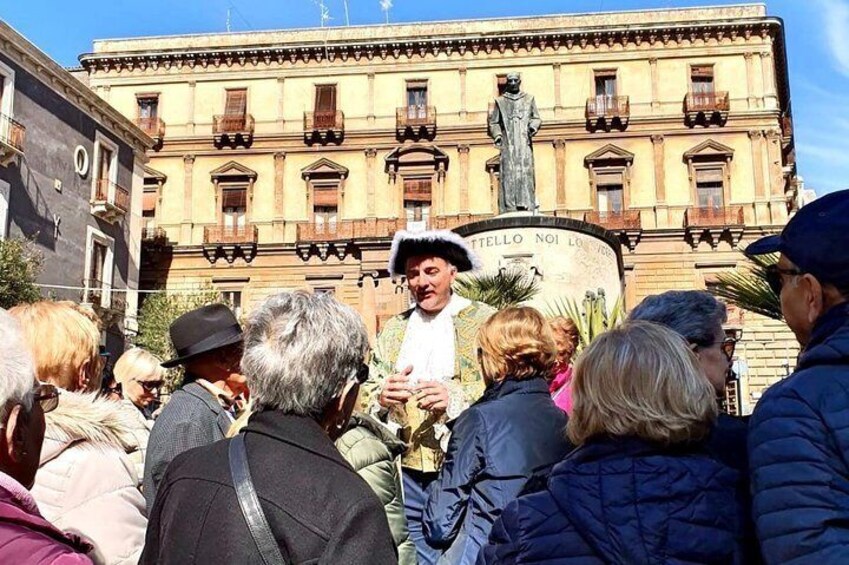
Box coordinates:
[0,188,848,564]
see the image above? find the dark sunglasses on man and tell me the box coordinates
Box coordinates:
[34,383,60,414]
[764,264,804,297]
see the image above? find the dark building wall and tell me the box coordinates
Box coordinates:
[0,51,136,353]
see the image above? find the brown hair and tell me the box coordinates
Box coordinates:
[568,320,717,446]
[477,306,557,383]
[548,316,580,368]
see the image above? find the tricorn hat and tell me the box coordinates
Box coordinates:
[388,229,482,277]
[161,303,243,368]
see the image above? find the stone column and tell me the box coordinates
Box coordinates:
[553,139,566,213]
[749,130,766,200]
[277,77,286,130]
[765,129,784,198]
[101,85,111,104]
[273,152,286,241]
[367,73,376,125]
[181,154,195,243]
[458,145,470,214]
[359,272,379,340]
[649,58,660,111]
[651,135,667,228]
[760,51,778,110]
[459,66,468,119]
[553,63,562,117]
[187,81,196,135]
[365,148,378,217]
[744,53,756,110]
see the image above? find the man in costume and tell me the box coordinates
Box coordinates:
[362,229,495,565]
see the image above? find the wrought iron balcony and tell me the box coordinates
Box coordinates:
[0,114,25,166]
[304,111,345,144]
[585,96,630,131]
[584,210,641,231]
[298,219,405,243]
[91,179,130,222]
[142,227,167,242]
[213,114,255,146]
[684,205,744,228]
[684,91,730,125]
[136,117,166,142]
[396,106,437,139]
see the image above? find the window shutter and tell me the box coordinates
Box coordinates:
[315,85,337,113]
[313,186,338,207]
[142,190,158,213]
[225,90,247,115]
[404,178,432,202]
[221,187,247,209]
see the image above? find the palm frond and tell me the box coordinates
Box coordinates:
[454,269,540,310]
[544,293,624,349]
[709,253,783,321]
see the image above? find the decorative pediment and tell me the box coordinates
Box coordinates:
[210,161,258,181]
[385,144,449,172]
[584,144,635,166]
[143,165,167,184]
[301,158,349,180]
[684,139,734,161]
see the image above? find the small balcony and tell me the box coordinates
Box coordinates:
[685,91,730,126]
[396,106,437,140]
[91,179,130,222]
[297,219,404,244]
[136,117,166,145]
[684,205,745,249]
[141,227,170,251]
[584,210,642,251]
[304,111,345,145]
[202,224,258,264]
[0,114,25,166]
[213,114,254,147]
[81,279,126,327]
[585,96,630,132]
[781,115,794,150]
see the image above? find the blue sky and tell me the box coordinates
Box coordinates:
[2,0,846,195]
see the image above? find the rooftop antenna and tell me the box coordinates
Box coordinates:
[313,0,332,27]
[343,0,350,26]
[226,8,232,32]
[380,0,392,24]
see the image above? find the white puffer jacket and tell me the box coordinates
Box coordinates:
[31,392,147,565]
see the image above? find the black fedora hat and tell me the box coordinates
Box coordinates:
[161,304,243,369]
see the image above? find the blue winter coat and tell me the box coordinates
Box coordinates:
[478,435,749,564]
[748,302,849,564]
[424,377,570,565]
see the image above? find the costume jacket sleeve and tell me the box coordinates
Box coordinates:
[749,382,849,564]
[423,409,486,546]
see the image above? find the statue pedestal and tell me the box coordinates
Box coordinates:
[453,214,624,312]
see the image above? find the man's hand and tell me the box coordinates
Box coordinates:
[415,381,450,414]
[378,366,414,408]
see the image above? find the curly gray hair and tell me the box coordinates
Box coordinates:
[627,290,727,347]
[241,291,368,416]
[0,309,35,423]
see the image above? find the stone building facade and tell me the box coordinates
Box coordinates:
[0,21,151,355]
[80,4,798,413]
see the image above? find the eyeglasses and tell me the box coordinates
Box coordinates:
[765,264,804,297]
[136,380,163,394]
[34,383,60,414]
[721,336,739,361]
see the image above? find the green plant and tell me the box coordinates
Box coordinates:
[134,286,223,393]
[545,289,624,349]
[454,269,541,310]
[709,253,782,321]
[0,238,43,309]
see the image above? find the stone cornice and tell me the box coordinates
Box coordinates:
[80,16,782,75]
[0,22,153,152]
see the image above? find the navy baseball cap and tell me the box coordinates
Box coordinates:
[746,189,849,288]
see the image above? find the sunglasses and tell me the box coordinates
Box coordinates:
[34,383,60,414]
[765,264,803,297]
[721,336,739,361]
[136,380,163,393]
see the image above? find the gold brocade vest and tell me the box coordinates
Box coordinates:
[361,301,495,473]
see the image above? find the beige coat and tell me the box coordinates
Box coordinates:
[31,392,147,565]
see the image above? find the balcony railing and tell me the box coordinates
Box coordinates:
[142,227,168,243]
[91,179,130,221]
[136,117,166,140]
[297,214,494,243]
[304,111,345,143]
[213,114,255,145]
[396,106,437,139]
[685,91,730,125]
[0,114,25,165]
[684,205,744,228]
[584,210,642,231]
[585,96,630,119]
[203,224,259,245]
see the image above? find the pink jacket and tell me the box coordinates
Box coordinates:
[549,366,573,414]
[0,471,93,564]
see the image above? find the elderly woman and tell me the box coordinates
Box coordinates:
[10,301,147,565]
[423,307,571,565]
[547,316,581,414]
[480,321,750,564]
[141,291,397,564]
[627,290,747,473]
[0,309,92,563]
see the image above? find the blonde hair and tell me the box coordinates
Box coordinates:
[548,316,580,368]
[114,348,164,386]
[568,320,717,446]
[9,301,102,391]
[477,307,556,382]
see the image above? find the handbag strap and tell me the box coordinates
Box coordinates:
[229,433,290,565]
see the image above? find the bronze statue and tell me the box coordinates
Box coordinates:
[488,73,542,213]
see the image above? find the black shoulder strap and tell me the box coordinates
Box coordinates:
[229,433,290,565]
